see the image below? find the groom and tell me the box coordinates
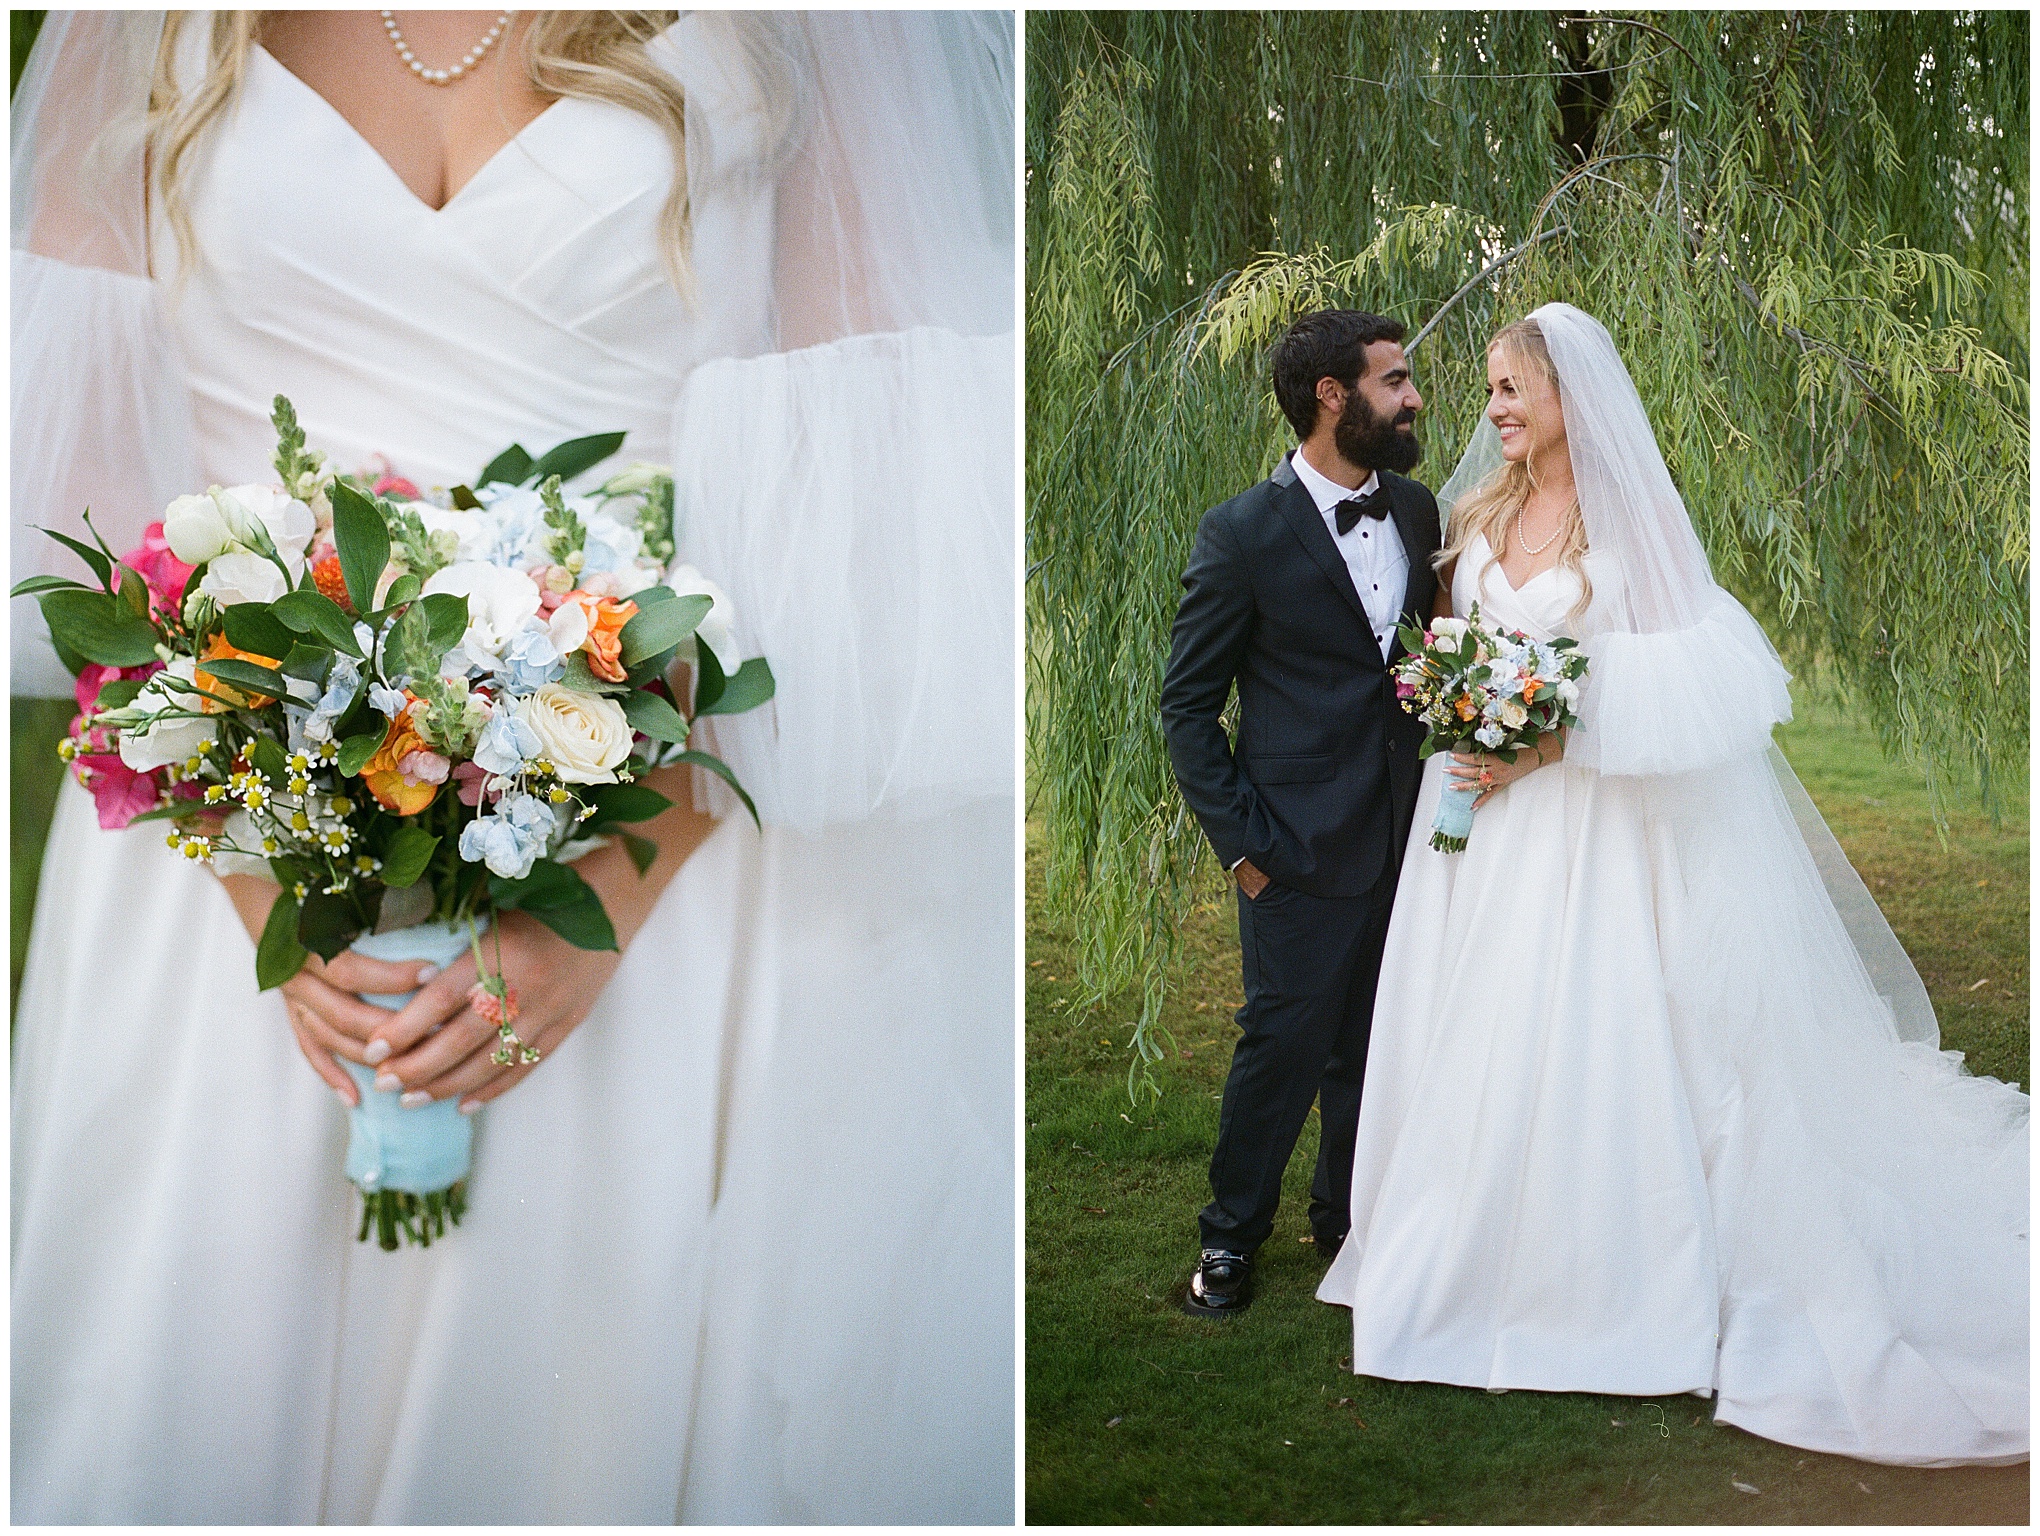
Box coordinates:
[1160,308,1438,1315]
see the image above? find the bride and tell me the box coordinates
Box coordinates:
[12,10,1013,1522]
[1317,303,2027,1467]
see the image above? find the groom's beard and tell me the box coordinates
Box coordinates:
[1335,390,1422,475]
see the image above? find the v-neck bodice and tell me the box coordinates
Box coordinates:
[1454,531,1620,641]
[156,18,777,490]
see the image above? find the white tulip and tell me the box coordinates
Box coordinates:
[664,563,742,674]
[118,657,212,772]
[422,561,542,664]
[521,683,633,784]
[200,550,291,608]
[162,492,239,565]
[217,484,316,574]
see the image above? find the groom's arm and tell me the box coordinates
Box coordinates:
[1161,508,1278,879]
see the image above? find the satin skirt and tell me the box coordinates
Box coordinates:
[13,777,1013,1522]
[1318,752,2027,1467]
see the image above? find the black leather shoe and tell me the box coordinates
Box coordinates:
[1312,1230,1346,1263]
[1182,1249,1252,1316]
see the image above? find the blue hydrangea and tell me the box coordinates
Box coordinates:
[491,624,566,692]
[473,706,543,777]
[457,791,560,880]
[285,655,364,749]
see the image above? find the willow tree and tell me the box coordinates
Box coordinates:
[1026,11,2028,1095]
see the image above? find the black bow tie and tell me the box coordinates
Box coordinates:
[1334,484,1392,536]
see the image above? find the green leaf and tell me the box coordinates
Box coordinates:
[450,484,482,510]
[672,749,759,827]
[223,603,298,660]
[477,443,534,488]
[692,639,727,713]
[91,678,148,710]
[271,589,363,655]
[587,783,674,823]
[39,588,161,666]
[249,736,289,785]
[490,859,618,951]
[256,891,308,990]
[280,643,336,686]
[35,526,114,589]
[330,481,391,616]
[296,890,362,961]
[379,824,439,889]
[9,575,90,598]
[619,831,658,875]
[528,430,627,487]
[337,729,384,777]
[417,592,469,653]
[382,573,423,611]
[199,658,292,698]
[619,592,711,667]
[696,656,775,718]
[115,564,150,620]
[559,652,631,694]
[619,687,691,744]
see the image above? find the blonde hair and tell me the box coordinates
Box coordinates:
[1436,317,1593,620]
[148,11,690,289]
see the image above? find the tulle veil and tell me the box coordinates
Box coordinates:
[1437,302,1941,1049]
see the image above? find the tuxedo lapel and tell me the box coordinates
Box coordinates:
[1382,475,1437,666]
[1269,453,1374,633]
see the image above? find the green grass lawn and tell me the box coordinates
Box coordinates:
[1027,697,2028,1525]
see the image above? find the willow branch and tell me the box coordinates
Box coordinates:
[1555,14,1704,74]
[1407,226,1569,357]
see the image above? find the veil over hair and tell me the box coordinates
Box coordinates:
[1440,303,1938,1047]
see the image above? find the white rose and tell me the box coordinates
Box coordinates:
[1429,616,1470,644]
[415,504,485,563]
[118,657,213,772]
[163,492,239,565]
[521,683,632,784]
[1556,678,1581,706]
[422,561,542,663]
[1498,699,1529,730]
[217,484,316,575]
[664,564,741,674]
[200,549,291,607]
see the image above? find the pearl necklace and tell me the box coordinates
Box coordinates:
[1516,505,1565,558]
[380,10,513,86]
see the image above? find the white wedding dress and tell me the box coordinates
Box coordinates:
[13,15,1013,1524]
[1317,535,2027,1466]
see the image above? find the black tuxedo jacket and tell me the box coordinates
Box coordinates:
[1161,452,1440,899]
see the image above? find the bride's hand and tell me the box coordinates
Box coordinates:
[1448,731,1565,809]
[218,874,442,1107]
[363,763,717,1111]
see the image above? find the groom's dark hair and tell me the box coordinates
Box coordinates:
[1271,310,1408,441]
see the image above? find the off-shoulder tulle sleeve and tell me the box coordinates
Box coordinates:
[1567,588,1792,778]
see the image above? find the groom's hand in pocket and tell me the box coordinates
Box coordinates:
[1234,859,1272,900]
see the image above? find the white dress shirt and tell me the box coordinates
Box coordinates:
[1290,448,1410,661]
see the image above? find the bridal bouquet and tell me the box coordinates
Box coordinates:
[1391,603,1585,852]
[16,397,772,1249]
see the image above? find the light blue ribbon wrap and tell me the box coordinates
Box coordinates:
[1429,778,1478,852]
[340,921,476,1195]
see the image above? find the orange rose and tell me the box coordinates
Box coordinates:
[195,632,281,713]
[1522,676,1540,704]
[1454,694,1478,722]
[562,592,638,683]
[361,704,439,815]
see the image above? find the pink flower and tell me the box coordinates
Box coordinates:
[119,523,195,617]
[73,753,164,830]
[74,659,163,717]
[397,749,451,786]
[372,472,422,500]
[1395,679,1417,700]
[453,760,501,808]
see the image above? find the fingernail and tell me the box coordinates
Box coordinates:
[459,1099,481,1115]
[334,1086,356,1108]
[416,964,441,985]
[374,1071,402,1093]
[400,1090,432,1109]
[363,1039,392,1065]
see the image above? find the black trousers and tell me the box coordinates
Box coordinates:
[1198,861,1397,1254]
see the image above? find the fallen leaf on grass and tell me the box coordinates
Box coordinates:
[1732,1480,1760,1495]
[1080,1206,1106,1215]
[1610,1419,1626,1428]
[1967,977,1991,990]
[1141,1497,1156,1508]
[1335,1398,1352,1407]
[1106,1416,1122,1428]
[1120,1113,1133,1122]
[1857,1482,1872,1494]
